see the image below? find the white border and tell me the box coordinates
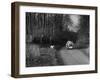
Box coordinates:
[19,6,95,75]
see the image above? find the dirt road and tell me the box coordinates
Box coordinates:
[59,47,89,65]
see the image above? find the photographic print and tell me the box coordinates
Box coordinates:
[26,13,90,67]
[11,2,97,78]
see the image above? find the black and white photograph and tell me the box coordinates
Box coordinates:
[26,12,90,67]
